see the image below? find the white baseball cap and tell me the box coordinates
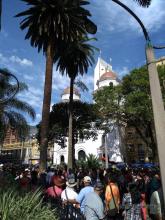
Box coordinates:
[83,176,91,183]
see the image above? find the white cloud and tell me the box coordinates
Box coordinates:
[93,0,165,35]
[10,55,33,67]
[23,74,34,81]
[36,113,41,119]
[0,53,8,63]
[115,66,129,78]
[52,69,70,91]
[0,29,8,38]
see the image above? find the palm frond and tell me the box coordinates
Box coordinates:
[75,80,89,92]
[16,0,97,55]
[3,110,29,137]
[133,0,152,7]
[7,98,36,120]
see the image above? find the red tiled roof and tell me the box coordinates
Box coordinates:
[99,71,117,81]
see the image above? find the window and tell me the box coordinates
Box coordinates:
[78,150,86,160]
[102,135,105,146]
[60,155,65,163]
[109,82,113,87]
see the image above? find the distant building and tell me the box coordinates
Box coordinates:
[1,126,39,165]
[156,56,165,66]
[124,126,152,163]
[53,57,123,165]
[61,87,81,102]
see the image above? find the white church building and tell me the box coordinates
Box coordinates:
[53,57,123,165]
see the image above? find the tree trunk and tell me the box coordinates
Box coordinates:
[39,44,54,172]
[146,44,165,206]
[68,77,74,170]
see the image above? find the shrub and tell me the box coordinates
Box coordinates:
[0,189,58,220]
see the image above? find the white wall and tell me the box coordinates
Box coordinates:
[94,58,112,91]
[98,79,119,88]
[61,94,80,102]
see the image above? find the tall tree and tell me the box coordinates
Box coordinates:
[49,101,99,145]
[94,65,165,159]
[16,0,97,171]
[0,68,35,143]
[55,37,96,169]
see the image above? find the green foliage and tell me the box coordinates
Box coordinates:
[76,154,100,170]
[0,190,58,220]
[55,37,97,79]
[86,154,100,169]
[94,65,165,159]
[133,0,152,7]
[0,68,35,142]
[47,101,100,145]
[16,0,97,54]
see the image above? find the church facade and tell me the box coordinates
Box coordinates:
[53,57,123,165]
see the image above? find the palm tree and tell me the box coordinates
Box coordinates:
[16,0,97,171]
[0,68,35,143]
[55,37,96,169]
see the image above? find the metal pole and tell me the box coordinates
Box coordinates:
[112,0,165,206]
[104,134,109,169]
[146,44,165,202]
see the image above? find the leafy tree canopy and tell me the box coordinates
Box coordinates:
[94,65,165,158]
[0,68,36,142]
[37,101,100,147]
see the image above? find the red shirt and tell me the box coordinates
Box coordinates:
[46,185,62,198]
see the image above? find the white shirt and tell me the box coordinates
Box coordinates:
[150,190,162,216]
[61,186,78,201]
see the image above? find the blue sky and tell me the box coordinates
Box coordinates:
[0,0,165,125]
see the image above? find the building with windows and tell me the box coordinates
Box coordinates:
[124,126,152,163]
[53,57,123,165]
[156,56,165,66]
[1,126,39,164]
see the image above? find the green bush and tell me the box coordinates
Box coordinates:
[76,154,101,170]
[0,189,58,220]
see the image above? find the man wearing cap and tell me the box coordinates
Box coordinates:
[69,176,94,213]
[61,177,78,202]
[84,182,105,220]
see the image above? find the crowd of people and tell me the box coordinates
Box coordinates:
[0,163,164,220]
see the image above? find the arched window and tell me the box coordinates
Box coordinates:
[60,155,65,163]
[109,82,113,87]
[78,150,86,160]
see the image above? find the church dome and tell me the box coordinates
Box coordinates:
[62,87,81,97]
[99,71,117,81]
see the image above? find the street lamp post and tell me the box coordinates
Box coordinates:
[112,0,165,203]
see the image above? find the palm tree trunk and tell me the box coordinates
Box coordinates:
[39,43,54,172]
[68,77,74,170]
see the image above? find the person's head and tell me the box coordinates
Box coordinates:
[128,182,141,204]
[109,175,117,184]
[52,175,65,188]
[66,177,77,188]
[94,182,104,195]
[83,176,91,186]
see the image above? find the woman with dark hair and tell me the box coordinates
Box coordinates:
[122,182,143,220]
[105,175,120,219]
